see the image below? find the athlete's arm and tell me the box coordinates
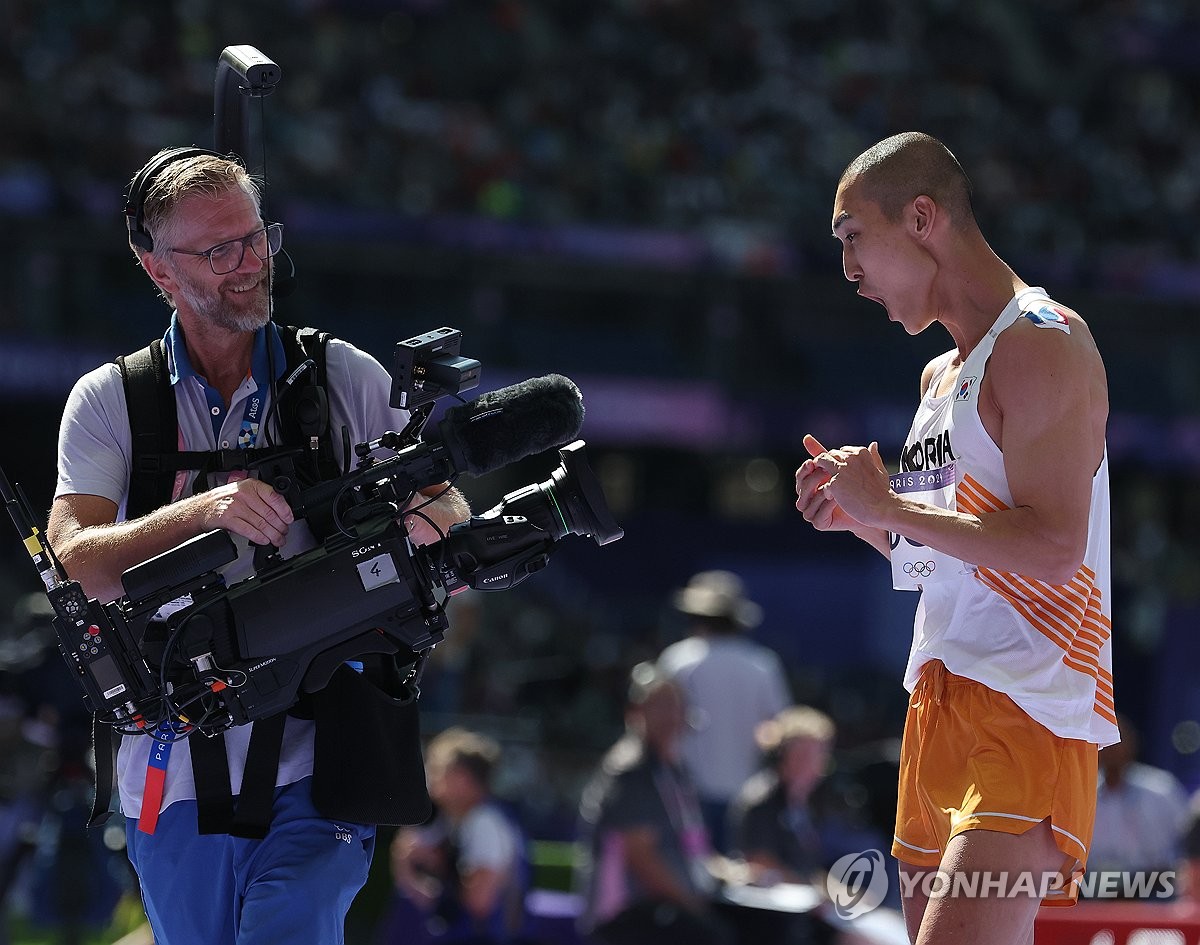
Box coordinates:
[814,317,1106,583]
[47,479,293,603]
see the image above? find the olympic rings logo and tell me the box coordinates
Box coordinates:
[903,560,936,577]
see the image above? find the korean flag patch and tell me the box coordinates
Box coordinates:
[1022,304,1071,334]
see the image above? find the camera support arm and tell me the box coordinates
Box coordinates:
[214,46,281,162]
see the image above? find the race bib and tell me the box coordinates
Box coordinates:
[889,461,967,591]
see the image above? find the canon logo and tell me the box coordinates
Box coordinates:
[481,573,509,585]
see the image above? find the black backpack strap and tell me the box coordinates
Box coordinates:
[118,340,178,519]
[286,326,330,388]
[229,713,288,839]
[278,325,342,484]
[190,732,236,835]
[87,716,117,827]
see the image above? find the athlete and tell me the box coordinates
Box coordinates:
[795,132,1116,945]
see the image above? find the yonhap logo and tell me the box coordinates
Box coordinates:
[827,849,889,919]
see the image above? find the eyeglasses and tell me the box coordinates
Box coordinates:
[170,222,284,275]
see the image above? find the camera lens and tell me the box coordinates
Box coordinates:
[540,442,623,545]
[491,441,623,545]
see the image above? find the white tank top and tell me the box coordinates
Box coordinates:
[891,288,1118,747]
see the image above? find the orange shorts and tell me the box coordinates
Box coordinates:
[892,660,1099,906]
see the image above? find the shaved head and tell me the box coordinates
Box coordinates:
[838,132,975,228]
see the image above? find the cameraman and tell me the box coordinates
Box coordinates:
[45,149,469,945]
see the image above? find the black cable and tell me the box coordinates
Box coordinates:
[260,357,315,448]
[403,507,446,545]
[255,91,284,450]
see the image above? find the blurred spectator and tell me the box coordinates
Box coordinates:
[657,570,791,852]
[1088,714,1190,885]
[386,727,528,945]
[726,705,835,886]
[575,661,734,945]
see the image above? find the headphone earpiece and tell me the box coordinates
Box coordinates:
[124,146,227,252]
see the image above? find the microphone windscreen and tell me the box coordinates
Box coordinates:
[437,374,584,477]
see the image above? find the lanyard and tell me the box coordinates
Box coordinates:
[165,318,278,448]
[235,384,266,449]
[138,722,186,835]
[202,360,271,446]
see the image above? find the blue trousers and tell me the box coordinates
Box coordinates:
[126,777,375,945]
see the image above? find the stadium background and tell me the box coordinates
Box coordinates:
[1,1,1199,941]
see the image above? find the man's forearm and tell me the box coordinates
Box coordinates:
[53,497,211,603]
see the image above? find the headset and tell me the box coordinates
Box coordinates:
[123,146,229,253]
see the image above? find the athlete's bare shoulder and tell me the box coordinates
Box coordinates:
[998,298,1106,387]
[985,297,1108,461]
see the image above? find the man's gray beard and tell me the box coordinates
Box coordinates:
[212,302,270,333]
[176,279,271,333]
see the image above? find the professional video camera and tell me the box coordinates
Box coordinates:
[2,328,622,742]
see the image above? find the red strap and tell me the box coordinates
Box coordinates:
[138,729,175,835]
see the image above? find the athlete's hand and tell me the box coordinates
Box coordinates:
[796,434,860,532]
[199,477,293,547]
[811,440,892,529]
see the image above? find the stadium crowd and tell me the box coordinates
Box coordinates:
[2,0,1200,294]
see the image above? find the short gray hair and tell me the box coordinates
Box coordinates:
[131,150,262,262]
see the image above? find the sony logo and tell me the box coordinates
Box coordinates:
[351,542,382,558]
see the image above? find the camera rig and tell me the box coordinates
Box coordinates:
[2,330,622,741]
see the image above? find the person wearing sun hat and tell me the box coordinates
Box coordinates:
[657,570,792,854]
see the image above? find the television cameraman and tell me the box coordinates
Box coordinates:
[44,149,469,945]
